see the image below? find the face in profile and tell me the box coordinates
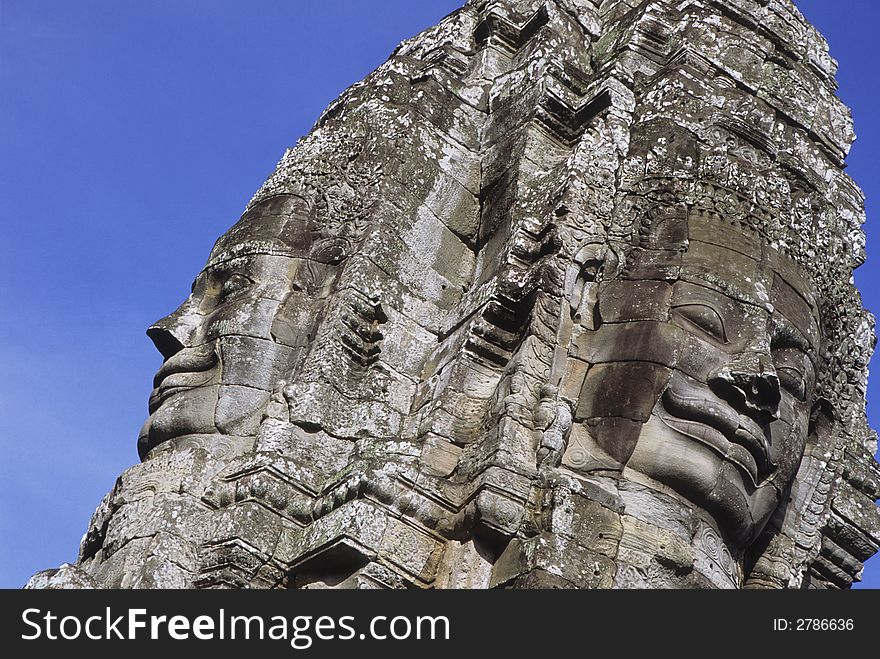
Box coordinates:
[138,194,344,459]
[571,215,820,546]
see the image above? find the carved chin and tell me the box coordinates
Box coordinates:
[138,385,270,458]
[139,385,221,458]
[627,414,780,546]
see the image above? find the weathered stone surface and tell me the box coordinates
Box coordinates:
[614,515,696,588]
[547,486,623,558]
[832,482,880,547]
[597,280,673,323]
[492,534,616,589]
[28,0,879,590]
[435,540,494,589]
[576,361,672,422]
[26,565,97,590]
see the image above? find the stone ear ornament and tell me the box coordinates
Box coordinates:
[309,237,351,265]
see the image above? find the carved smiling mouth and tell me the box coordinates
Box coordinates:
[148,344,218,412]
[657,381,775,487]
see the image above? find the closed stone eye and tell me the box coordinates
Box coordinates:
[776,365,806,401]
[672,303,726,342]
[219,273,253,302]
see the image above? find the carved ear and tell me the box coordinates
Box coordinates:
[568,241,622,328]
[808,397,837,449]
[604,243,623,279]
[573,242,604,272]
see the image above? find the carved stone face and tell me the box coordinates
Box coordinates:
[138,194,342,459]
[571,215,820,546]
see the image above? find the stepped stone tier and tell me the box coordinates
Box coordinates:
[29,0,880,589]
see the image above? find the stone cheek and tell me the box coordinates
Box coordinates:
[29,0,880,590]
[576,362,672,423]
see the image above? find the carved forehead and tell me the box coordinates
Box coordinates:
[770,267,821,346]
[203,252,300,278]
[208,194,314,267]
[679,239,772,309]
[645,214,821,323]
[206,240,305,269]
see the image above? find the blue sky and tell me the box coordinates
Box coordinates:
[1,0,877,589]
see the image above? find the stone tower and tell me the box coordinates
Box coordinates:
[30,0,880,589]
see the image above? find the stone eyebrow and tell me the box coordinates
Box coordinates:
[207,242,299,268]
[205,251,291,272]
[204,260,238,273]
[677,271,772,311]
[770,314,813,356]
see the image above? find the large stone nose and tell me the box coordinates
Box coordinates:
[147,304,200,360]
[709,352,781,424]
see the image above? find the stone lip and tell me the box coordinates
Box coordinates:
[660,381,773,486]
[148,345,218,413]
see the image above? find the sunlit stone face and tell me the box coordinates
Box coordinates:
[571,216,820,546]
[138,194,344,459]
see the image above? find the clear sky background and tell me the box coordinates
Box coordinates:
[1,0,877,589]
